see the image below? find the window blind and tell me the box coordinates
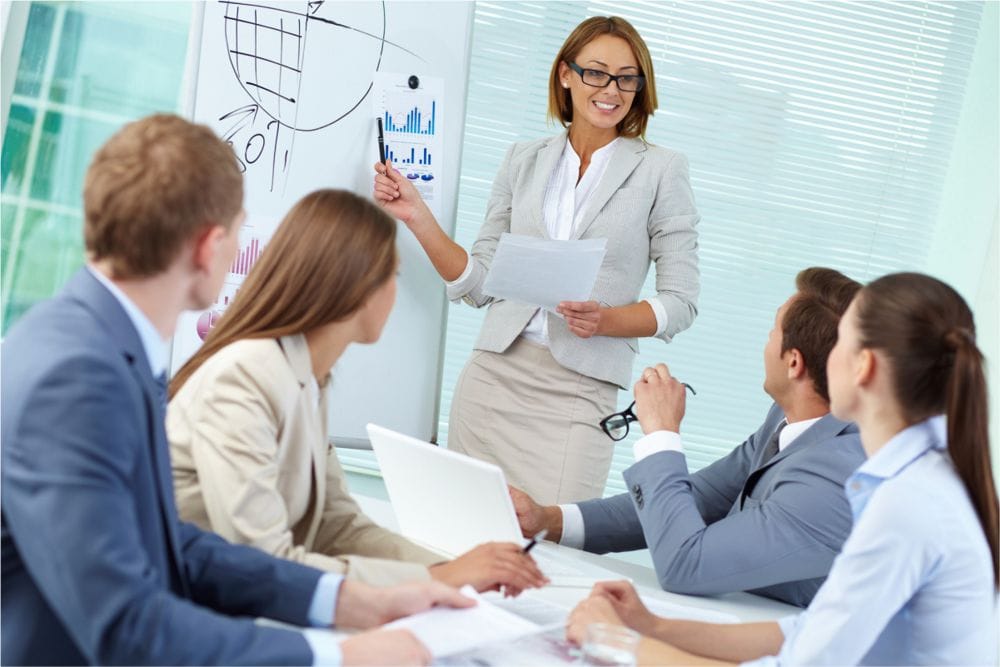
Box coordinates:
[341,1,984,497]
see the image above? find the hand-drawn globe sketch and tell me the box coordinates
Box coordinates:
[222,1,385,131]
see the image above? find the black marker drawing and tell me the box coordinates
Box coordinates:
[215,0,424,192]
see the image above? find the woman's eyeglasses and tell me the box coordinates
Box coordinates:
[566,62,646,93]
[599,383,696,441]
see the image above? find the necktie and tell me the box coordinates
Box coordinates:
[154,372,169,412]
[760,421,786,465]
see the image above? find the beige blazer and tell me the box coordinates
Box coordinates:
[167,334,442,586]
[447,133,701,389]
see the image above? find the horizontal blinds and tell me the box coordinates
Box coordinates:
[343,1,984,493]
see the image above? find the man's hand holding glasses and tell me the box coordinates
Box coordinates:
[600,364,695,441]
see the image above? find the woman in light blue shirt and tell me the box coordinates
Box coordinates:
[565,272,998,665]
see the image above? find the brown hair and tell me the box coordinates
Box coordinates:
[169,189,397,398]
[855,272,998,587]
[83,113,243,279]
[781,267,862,402]
[548,16,658,139]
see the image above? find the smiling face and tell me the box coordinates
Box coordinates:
[558,34,640,138]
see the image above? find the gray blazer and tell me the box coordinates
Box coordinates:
[446,133,700,388]
[577,403,865,607]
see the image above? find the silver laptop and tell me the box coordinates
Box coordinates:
[367,423,524,557]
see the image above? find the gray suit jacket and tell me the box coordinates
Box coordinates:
[446,133,700,388]
[577,403,864,607]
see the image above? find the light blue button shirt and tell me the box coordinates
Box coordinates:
[88,266,168,376]
[303,574,346,665]
[89,267,345,666]
[746,415,998,666]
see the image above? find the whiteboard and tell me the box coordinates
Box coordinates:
[173,0,473,446]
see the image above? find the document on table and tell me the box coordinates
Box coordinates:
[481,234,607,311]
[384,586,545,658]
[441,627,578,666]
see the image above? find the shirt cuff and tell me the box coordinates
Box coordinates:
[444,255,475,296]
[633,430,683,461]
[307,573,344,627]
[303,629,344,666]
[777,613,800,640]
[643,298,669,337]
[558,504,586,549]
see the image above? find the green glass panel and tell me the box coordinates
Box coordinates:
[2,206,84,334]
[29,110,118,207]
[50,2,192,116]
[13,3,55,98]
[1,203,16,272]
[1,105,36,195]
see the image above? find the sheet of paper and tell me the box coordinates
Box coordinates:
[384,586,543,658]
[372,72,446,221]
[481,233,607,311]
[441,627,578,666]
[531,543,627,583]
[483,590,570,628]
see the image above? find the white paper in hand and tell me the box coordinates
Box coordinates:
[481,233,607,311]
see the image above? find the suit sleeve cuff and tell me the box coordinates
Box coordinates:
[633,430,683,461]
[558,504,586,549]
[643,298,669,337]
[303,629,343,666]
[307,573,344,627]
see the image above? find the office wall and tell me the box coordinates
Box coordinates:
[927,1,999,477]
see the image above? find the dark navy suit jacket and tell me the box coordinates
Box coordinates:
[2,269,322,665]
[578,403,865,607]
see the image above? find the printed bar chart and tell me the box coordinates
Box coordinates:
[230,237,262,276]
[385,143,433,166]
[383,101,435,135]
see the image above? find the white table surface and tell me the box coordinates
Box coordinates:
[351,492,798,625]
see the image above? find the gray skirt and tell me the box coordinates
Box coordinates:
[448,337,619,505]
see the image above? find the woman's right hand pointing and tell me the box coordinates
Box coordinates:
[373,160,433,229]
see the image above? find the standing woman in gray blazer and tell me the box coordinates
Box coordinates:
[373,16,700,505]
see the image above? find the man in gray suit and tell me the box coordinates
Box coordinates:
[512,267,865,607]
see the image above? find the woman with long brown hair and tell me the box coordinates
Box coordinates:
[565,272,998,665]
[168,189,546,593]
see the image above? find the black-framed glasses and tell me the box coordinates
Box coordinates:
[567,61,646,93]
[599,383,696,441]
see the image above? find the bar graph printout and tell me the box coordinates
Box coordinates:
[194,224,267,341]
[373,72,445,217]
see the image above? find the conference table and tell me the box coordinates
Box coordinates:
[351,490,798,665]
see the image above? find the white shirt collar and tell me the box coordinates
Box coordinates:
[562,135,620,165]
[779,415,823,451]
[87,265,168,377]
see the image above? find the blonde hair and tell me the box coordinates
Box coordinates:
[84,114,243,279]
[547,16,658,138]
[170,189,397,397]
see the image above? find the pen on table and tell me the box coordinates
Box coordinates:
[376,117,386,164]
[523,529,547,554]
